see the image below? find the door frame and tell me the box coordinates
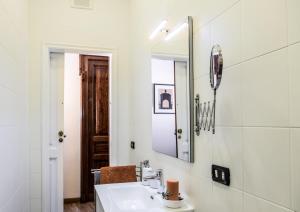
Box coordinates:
[41,43,118,212]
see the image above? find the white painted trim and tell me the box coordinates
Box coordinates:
[41,43,118,212]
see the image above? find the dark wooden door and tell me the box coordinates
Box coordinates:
[80,55,109,202]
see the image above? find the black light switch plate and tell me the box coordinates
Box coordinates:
[130,141,135,149]
[212,165,230,186]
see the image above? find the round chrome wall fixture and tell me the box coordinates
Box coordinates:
[210,44,223,134]
[210,44,223,90]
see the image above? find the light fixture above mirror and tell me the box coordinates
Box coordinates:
[165,22,188,41]
[149,18,189,42]
[149,20,168,40]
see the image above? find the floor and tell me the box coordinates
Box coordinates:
[64,202,95,212]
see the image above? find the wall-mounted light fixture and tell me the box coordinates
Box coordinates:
[165,22,188,41]
[149,20,168,40]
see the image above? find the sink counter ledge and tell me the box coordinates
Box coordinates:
[95,182,194,212]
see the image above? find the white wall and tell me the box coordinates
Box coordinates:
[129,0,300,212]
[63,53,81,199]
[29,0,131,211]
[0,0,29,211]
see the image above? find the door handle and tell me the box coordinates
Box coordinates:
[58,131,67,142]
[58,130,67,138]
[177,129,183,134]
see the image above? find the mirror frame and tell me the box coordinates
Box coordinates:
[188,16,195,163]
[188,16,194,162]
[150,16,194,163]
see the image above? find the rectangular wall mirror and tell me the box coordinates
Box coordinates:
[151,16,194,162]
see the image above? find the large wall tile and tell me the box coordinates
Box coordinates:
[244,193,293,212]
[194,24,211,78]
[211,2,241,68]
[0,47,19,93]
[243,128,290,207]
[242,49,289,127]
[0,0,28,209]
[0,87,20,126]
[287,0,300,44]
[0,8,26,63]
[241,0,287,60]
[193,0,240,28]
[193,131,213,179]
[0,127,19,206]
[212,127,243,189]
[212,185,243,212]
[216,66,242,126]
[291,129,300,211]
[289,43,300,127]
[189,176,213,212]
[198,74,214,101]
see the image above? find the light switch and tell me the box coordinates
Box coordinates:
[212,165,230,186]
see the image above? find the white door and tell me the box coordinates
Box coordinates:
[47,52,65,212]
[174,61,190,161]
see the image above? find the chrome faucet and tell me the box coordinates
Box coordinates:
[155,169,165,193]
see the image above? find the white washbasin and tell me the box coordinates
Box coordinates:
[95,182,194,212]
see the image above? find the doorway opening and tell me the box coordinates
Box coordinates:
[55,52,111,210]
[79,55,110,202]
[42,45,116,212]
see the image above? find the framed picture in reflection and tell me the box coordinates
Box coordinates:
[153,83,175,114]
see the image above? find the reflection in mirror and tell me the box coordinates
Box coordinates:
[151,17,194,162]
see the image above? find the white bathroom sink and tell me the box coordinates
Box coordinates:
[95,182,194,212]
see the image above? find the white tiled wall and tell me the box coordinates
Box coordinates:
[287,0,300,44]
[212,185,243,212]
[129,0,300,211]
[211,2,241,68]
[194,0,300,211]
[241,0,287,60]
[244,193,293,212]
[289,43,300,127]
[241,49,289,127]
[243,128,290,207]
[0,0,29,211]
[291,129,300,211]
[212,127,243,189]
